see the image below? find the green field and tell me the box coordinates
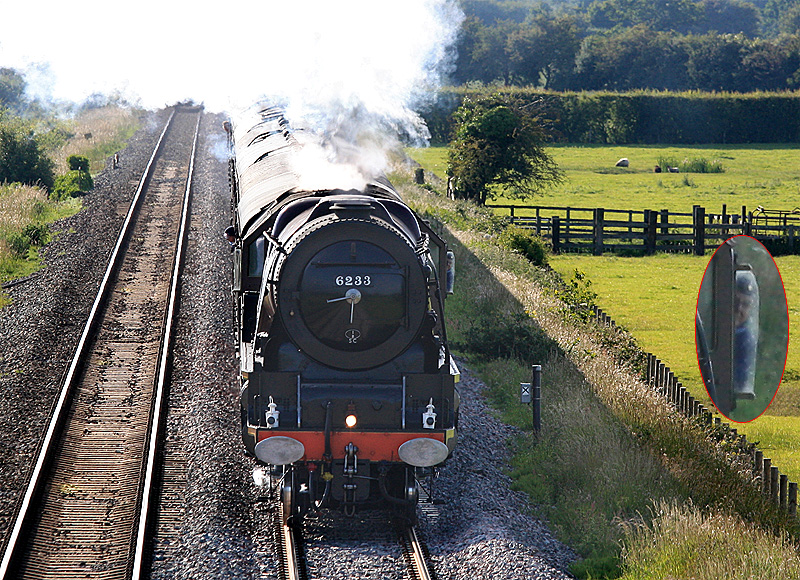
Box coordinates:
[411,143,800,215]
[409,143,800,480]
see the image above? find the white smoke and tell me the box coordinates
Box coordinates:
[2,1,462,121]
[3,0,462,182]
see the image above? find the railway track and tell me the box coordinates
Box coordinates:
[0,105,201,580]
[274,504,437,580]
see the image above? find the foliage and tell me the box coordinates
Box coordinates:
[0,68,27,114]
[67,154,90,172]
[0,113,56,190]
[447,92,563,204]
[556,269,598,320]
[51,169,94,201]
[422,88,800,144]
[451,1,800,93]
[6,223,49,258]
[459,311,555,362]
[497,224,549,266]
[656,155,725,172]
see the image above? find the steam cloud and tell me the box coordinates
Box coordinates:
[2,0,463,175]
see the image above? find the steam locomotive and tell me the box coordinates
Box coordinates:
[227,105,459,523]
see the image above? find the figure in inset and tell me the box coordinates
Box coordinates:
[733,269,758,399]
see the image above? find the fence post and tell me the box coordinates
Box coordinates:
[593,208,605,256]
[552,216,561,254]
[781,474,788,510]
[693,205,706,256]
[754,450,763,485]
[764,458,772,495]
[532,364,542,436]
[535,207,541,235]
[772,466,780,504]
[790,482,797,516]
[660,209,669,236]
[645,210,657,255]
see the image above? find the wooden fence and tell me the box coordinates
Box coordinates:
[488,204,800,255]
[591,304,798,516]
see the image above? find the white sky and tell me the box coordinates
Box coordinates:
[1,0,463,120]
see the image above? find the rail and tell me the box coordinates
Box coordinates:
[399,524,436,580]
[0,106,202,579]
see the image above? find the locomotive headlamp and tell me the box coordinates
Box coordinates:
[345,402,357,428]
[265,396,279,429]
[422,398,436,429]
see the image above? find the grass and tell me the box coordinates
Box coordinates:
[621,501,800,580]
[393,168,799,578]
[410,143,800,216]
[549,253,800,480]
[54,106,140,174]
[408,143,800,482]
[1,105,140,304]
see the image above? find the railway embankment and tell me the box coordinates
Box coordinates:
[396,171,800,579]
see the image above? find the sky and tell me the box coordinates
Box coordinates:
[1,0,463,138]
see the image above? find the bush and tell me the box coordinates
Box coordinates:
[657,156,724,173]
[50,170,93,201]
[497,225,550,266]
[0,116,55,189]
[5,223,49,258]
[460,311,556,362]
[6,232,30,257]
[66,154,90,172]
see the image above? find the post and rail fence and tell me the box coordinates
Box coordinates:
[488,204,800,255]
[589,303,798,516]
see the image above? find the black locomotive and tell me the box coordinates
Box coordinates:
[227,104,459,523]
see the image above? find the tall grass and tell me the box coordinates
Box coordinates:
[394,168,799,579]
[621,501,800,580]
[657,156,725,173]
[0,183,48,236]
[1,105,139,304]
[54,106,139,174]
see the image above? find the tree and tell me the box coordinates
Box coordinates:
[507,14,582,89]
[447,93,563,205]
[575,27,690,90]
[0,113,55,190]
[0,68,27,114]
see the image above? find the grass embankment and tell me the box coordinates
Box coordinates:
[398,150,800,578]
[411,143,800,481]
[1,106,140,305]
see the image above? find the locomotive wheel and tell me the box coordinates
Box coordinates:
[281,474,295,526]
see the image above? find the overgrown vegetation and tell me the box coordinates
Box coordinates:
[423,89,800,145]
[621,501,800,580]
[50,155,94,200]
[496,224,549,266]
[657,155,724,173]
[1,100,139,304]
[396,170,800,579]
